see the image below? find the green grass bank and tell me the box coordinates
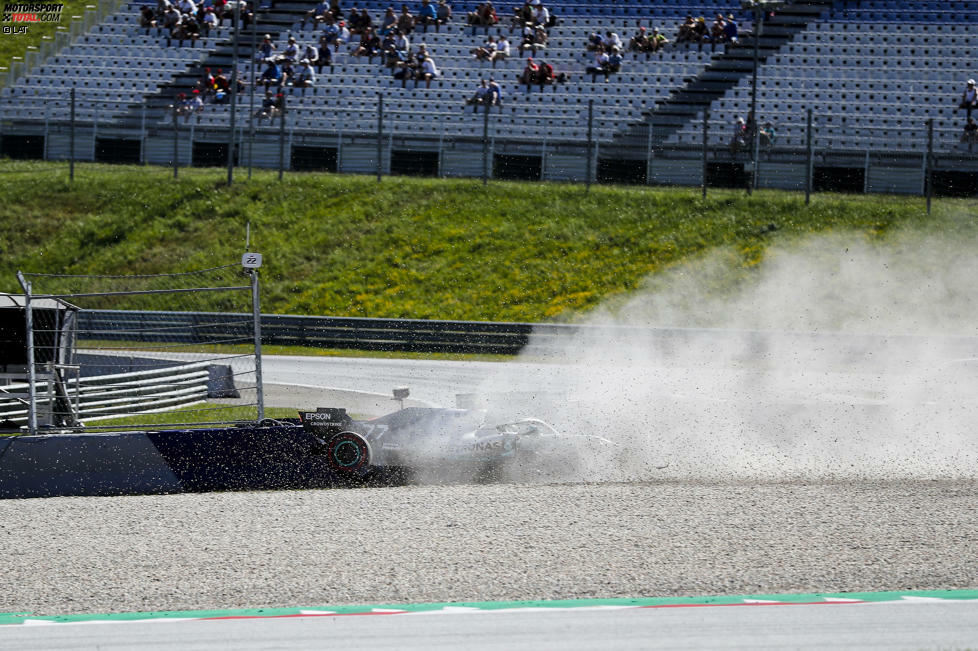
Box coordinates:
[0,160,969,323]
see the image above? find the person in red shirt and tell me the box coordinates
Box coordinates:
[518,56,538,87]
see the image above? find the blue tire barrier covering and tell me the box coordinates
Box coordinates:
[0,424,349,499]
[0,432,182,499]
[145,425,338,493]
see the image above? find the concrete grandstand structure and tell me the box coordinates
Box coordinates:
[0,0,976,193]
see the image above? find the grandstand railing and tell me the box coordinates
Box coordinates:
[2,87,975,197]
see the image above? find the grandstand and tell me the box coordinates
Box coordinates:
[0,0,976,194]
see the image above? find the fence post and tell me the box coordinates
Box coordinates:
[645,125,653,186]
[701,110,708,199]
[482,101,490,186]
[172,101,179,179]
[926,117,934,215]
[15,272,37,435]
[278,91,286,181]
[250,268,264,421]
[585,99,593,192]
[226,0,240,185]
[376,92,383,182]
[140,104,147,165]
[805,108,813,205]
[69,86,75,182]
[248,21,257,179]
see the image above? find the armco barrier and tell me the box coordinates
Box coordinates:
[77,310,978,366]
[0,360,214,425]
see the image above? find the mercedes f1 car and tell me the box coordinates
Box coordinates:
[298,405,615,482]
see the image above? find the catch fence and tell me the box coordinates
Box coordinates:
[6,263,264,434]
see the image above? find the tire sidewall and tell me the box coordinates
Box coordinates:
[326,432,370,474]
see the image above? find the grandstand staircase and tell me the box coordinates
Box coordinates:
[116,3,306,127]
[610,0,836,151]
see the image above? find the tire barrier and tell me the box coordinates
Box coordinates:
[0,423,347,499]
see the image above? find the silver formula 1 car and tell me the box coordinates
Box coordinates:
[298,405,615,482]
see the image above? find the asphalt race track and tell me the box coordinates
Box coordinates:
[5,601,978,650]
[2,354,977,648]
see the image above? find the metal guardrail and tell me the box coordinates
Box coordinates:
[79,309,534,355]
[0,360,210,424]
[77,310,978,363]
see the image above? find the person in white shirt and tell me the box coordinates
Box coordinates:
[419,55,439,87]
[293,59,316,89]
[960,79,977,119]
[335,21,351,46]
[491,35,509,67]
[533,5,548,27]
[201,7,217,33]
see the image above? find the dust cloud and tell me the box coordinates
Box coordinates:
[476,230,978,481]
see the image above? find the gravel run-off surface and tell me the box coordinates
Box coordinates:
[1,481,977,616]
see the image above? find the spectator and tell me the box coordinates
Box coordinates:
[417,0,437,32]
[650,27,668,52]
[260,58,283,89]
[282,36,299,62]
[960,79,977,119]
[392,48,419,86]
[174,92,200,122]
[418,54,439,87]
[518,56,538,85]
[709,14,725,51]
[722,14,738,44]
[201,7,217,34]
[467,1,497,31]
[316,35,333,72]
[628,27,650,54]
[435,0,451,30]
[322,15,340,44]
[397,4,416,34]
[585,47,620,81]
[675,14,694,44]
[585,31,602,51]
[471,35,495,61]
[961,117,978,149]
[354,7,373,33]
[255,89,283,123]
[379,6,397,34]
[518,23,545,56]
[302,41,319,65]
[533,3,549,28]
[279,60,295,87]
[255,33,275,61]
[293,59,316,90]
[603,31,622,52]
[352,27,382,60]
[140,5,157,30]
[487,77,502,107]
[691,16,709,50]
[759,121,775,149]
[335,20,351,46]
[162,5,180,32]
[173,13,200,46]
[730,116,747,154]
[347,5,364,32]
[491,35,510,67]
[464,78,490,111]
[510,1,532,31]
[535,58,567,89]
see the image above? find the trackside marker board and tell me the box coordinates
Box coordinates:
[3,590,978,626]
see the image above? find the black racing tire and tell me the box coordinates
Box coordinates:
[325,432,370,475]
